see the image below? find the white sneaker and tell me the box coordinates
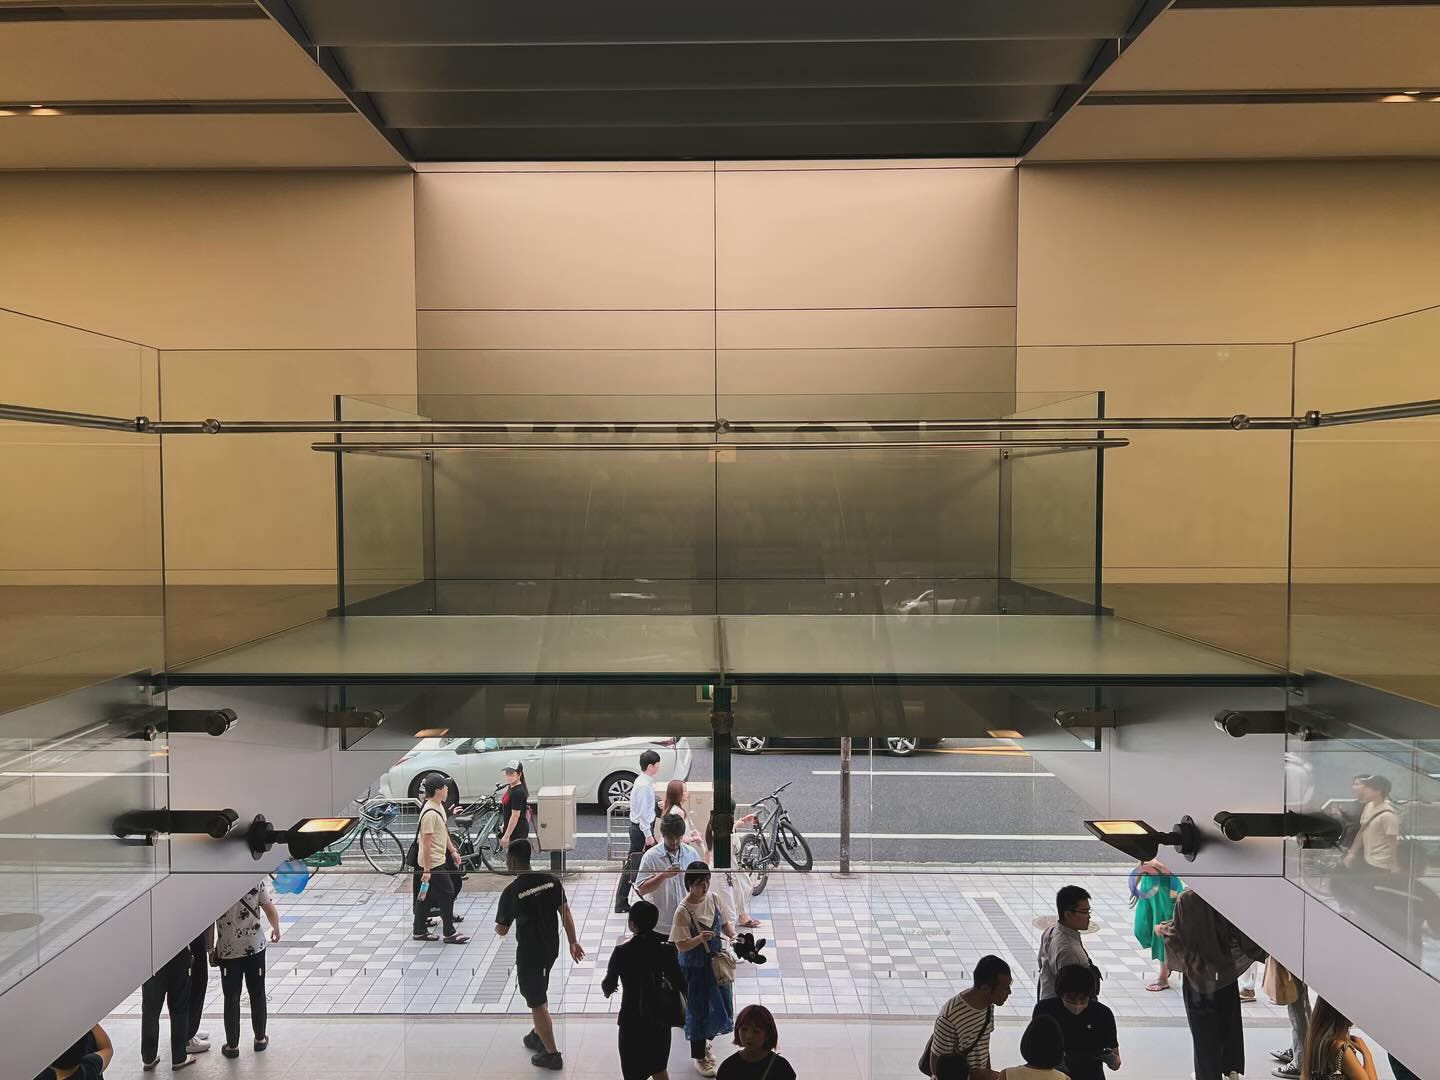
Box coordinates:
[194,1032,209,1042]
[186,1038,210,1055]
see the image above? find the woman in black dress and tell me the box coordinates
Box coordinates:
[603,900,686,1080]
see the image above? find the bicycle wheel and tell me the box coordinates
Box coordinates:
[776,821,814,873]
[475,813,504,873]
[360,827,406,875]
[738,834,769,897]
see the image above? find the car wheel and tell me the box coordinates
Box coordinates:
[600,771,637,807]
[411,771,460,809]
[884,737,918,757]
[734,736,768,754]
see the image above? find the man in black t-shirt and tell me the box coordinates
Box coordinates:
[1033,964,1120,1080]
[495,839,585,1071]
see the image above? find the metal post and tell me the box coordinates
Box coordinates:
[711,686,734,871]
[839,735,853,877]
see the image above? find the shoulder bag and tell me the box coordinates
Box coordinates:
[653,949,688,1029]
[917,1005,993,1078]
[406,805,445,872]
[688,906,736,986]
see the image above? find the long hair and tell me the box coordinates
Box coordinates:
[662,779,687,817]
[1302,998,1351,1080]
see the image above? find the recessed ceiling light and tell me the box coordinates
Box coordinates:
[414,728,450,738]
[986,729,1024,740]
[1382,94,1417,102]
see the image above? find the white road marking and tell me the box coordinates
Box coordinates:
[810,769,1054,778]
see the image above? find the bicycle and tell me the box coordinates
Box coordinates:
[306,792,407,875]
[736,780,814,897]
[450,782,508,874]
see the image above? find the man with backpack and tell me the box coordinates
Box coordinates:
[412,774,468,944]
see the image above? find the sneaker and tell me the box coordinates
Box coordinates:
[523,1030,544,1052]
[1274,1064,1301,1079]
[531,1051,564,1070]
[173,1057,197,1072]
[194,1032,210,1043]
[254,1036,269,1052]
[221,1045,239,1059]
[694,1057,717,1078]
[142,1060,159,1073]
[186,1038,210,1055]
[1271,1048,1294,1064]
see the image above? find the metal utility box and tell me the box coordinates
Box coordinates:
[536,785,577,851]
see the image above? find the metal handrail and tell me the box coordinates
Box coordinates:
[308,438,1131,453]
[4,398,1440,435]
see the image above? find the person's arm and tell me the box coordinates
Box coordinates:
[671,908,713,953]
[928,1015,957,1077]
[1343,1037,1379,1080]
[259,897,282,943]
[637,854,679,897]
[90,1023,113,1070]
[601,942,623,997]
[562,902,585,962]
[500,808,521,847]
[495,888,513,938]
[722,916,736,940]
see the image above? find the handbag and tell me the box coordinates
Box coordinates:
[917,1005,993,1078]
[655,963,688,1028]
[689,907,736,987]
[1263,957,1299,1006]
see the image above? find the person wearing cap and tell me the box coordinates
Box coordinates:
[499,759,531,850]
[413,774,468,944]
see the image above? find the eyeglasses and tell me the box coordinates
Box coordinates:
[1068,907,1093,917]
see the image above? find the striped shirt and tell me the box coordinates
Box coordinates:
[931,992,993,1072]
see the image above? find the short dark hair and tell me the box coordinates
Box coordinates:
[973,954,1011,988]
[1055,963,1097,998]
[1020,1015,1065,1069]
[629,900,659,934]
[507,838,532,870]
[1057,884,1091,918]
[422,773,449,797]
[660,813,687,839]
[683,860,711,892]
[1361,774,1392,797]
[639,749,662,770]
[734,1004,779,1050]
[53,1032,94,1070]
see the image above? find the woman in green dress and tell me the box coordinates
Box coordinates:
[1131,859,1184,991]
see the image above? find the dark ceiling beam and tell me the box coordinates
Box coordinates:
[291,0,1143,46]
[375,86,1060,129]
[342,40,1097,93]
[256,0,412,160]
[1019,0,1175,157]
[0,1,262,20]
[404,122,1033,162]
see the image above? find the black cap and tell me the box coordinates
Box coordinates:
[422,774,450,797]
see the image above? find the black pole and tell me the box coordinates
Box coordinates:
[711,686,734,870]
[839,735,852,876]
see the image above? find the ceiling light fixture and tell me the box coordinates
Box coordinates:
[986,729,1024,740]
[247,814,358,860]
[1084,817,1200,862]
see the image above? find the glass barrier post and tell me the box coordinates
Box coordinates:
[333,394,346,616]
[711,684,733,870]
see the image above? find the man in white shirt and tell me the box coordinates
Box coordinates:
[614,750,662,913]
[635,813,700,932]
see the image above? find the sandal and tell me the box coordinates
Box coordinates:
[174,1055,197,1071]
[1146,980,1171,992]
[444,932,471,945]
[413,932,440,942]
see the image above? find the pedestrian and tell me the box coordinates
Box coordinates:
[717,1005,796,1080]
[705,813,762,930]
[662,779,704,846]
[495,838,586,1071]
[412,773,469,944]
[38,1024,112,1080]
[139,946,195,1071]
[1263,960,1309,1079]
[212,879,282,1059]
[1038,885,1097,1000]
[998,1015,1068,1080]
[671,861,736,1077]
[1299,999,1378,1080]
[1159,889,1266,1080]
[637,813,702,933]
[616,749,663,914]
[602,898,685,1080]
[927,954,1012,1080]
[499,758,531,850]
[1130,860,1182,991]
[1033,964,1120,1080]
[184,930,211,1053]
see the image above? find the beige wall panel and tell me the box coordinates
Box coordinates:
[417,310,714,350]
[419,349,715,402]
[415,171,715,310]
[1017,163,1440,345]
[720,347,1016,397]
[161,349,417,582]
[716,166,1016,310]
[0,19,344,101]
[1018,345,1292,581]
[718,308,1015,349]
[0,172,415,348]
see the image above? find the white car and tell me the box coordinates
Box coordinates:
[377,735,693,808]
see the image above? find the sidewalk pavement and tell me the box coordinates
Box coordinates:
[113,864,1290,1026]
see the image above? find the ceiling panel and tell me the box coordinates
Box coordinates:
[267,0,1152,161]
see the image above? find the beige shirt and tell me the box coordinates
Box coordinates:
[418,802,449,871]
[1359,800,1400,871]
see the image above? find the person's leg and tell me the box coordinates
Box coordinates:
[1288,982,1311,1060]
[691,1038,708,1061]
[1183,977,1225,1080]
[186,939,208,1042]
[412,869,432,936]
[166,957,192,1065]
[140,971,165,1065]
[219,959,242,1050]
[1216,979,1244,1076]
[433,871,458,937]
[242,953,268,1042]
[616,823,647,912]
[532,1004,558,1055]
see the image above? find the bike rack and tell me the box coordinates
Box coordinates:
[607,799,632,861]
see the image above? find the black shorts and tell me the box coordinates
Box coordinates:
[516,955,555,1008]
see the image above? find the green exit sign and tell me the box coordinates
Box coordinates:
[696,685,739,704]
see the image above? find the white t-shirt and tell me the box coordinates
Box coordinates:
[214,880,275,960]
[671,893,722,944]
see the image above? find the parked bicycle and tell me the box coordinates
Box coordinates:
[306,791,407,875]
[449,782,508,874]
[736,780,813,896]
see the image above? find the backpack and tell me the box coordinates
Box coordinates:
[405,805,446,870]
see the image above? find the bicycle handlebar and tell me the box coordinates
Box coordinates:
[753,780,794,804]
